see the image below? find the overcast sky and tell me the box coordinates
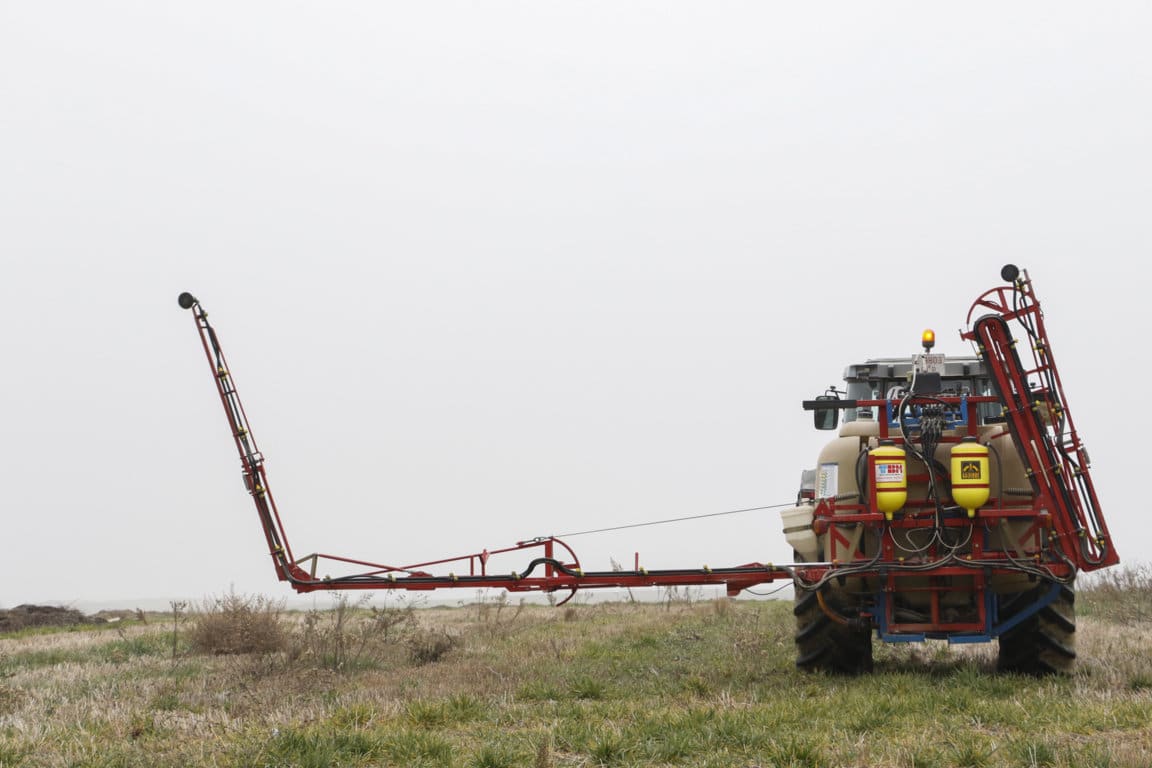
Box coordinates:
[1,2,1149,609]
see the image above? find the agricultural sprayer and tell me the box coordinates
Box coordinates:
[179,265,1117,674]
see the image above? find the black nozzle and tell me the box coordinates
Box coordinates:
[178,292,197,310]
[1000,264,1020,282]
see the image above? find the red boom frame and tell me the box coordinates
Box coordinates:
[179,293,791,602]
[178,266,1115,616]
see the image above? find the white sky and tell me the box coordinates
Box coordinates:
[1,2,1149,608]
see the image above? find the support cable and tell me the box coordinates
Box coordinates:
[553,503,793,539]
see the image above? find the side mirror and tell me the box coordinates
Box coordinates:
[813,394,840,431]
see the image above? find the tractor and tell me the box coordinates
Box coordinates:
[783,264,1115,674]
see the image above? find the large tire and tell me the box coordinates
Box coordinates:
[996,581,1076,676]
[794,587,873,675]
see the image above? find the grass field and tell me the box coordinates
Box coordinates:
[1,571,1150,768]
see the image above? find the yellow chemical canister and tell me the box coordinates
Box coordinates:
[870,442,907,520]
[951,438,990,518]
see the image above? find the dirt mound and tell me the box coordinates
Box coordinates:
[0,605,104,633]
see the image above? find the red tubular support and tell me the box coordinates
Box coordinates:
[962,271,1117,570]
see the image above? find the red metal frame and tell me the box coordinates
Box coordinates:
[961,270,1117,570]
[182,294,790,600]
[179,266,1115,626]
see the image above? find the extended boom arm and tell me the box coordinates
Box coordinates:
[178,292,792,600]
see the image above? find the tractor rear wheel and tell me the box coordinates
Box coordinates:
[997,581,1076,676]
[794,587,873,675]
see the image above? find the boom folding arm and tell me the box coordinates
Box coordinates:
[177,293,792,600]
[962,266,1117,571]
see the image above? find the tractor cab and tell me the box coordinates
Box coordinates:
[811,349,1001,433]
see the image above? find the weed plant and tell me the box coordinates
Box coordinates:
[187,591,287,655]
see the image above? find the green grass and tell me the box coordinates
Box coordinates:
[0,587,1149,767]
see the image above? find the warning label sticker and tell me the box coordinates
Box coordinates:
[875,463,904,483]
[960,460,982,480]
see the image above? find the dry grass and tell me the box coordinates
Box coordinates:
[0,586,1149,767]
[1080,563,1152,623]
